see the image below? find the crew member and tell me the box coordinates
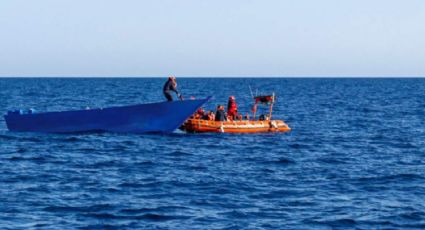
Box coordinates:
[163,76,182,101]
[215,105,227,121]
[195,107,205,119]
[227,96,238,119]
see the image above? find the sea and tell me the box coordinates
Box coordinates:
[0,78,424,229]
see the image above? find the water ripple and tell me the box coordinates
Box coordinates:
[1,78,425,229]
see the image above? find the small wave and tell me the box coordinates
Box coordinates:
[86,160,118,168]
[250,189,300,199]
[120,206,189,214]
[288,143,302,149]
[64,137,82,142]
[169,150,192,156]
[275,157,295,164]
[188,165,208,170]
[137,213,190,221]
[260,168,275,173]
[79,223,133,230]
[286,200,317,207]
[78,147,96,152]
[118,182,144,188]
[390,141,417,149]
[318,157,347,164]
[221,210,249,218]
[4,136,43,142]
[308,218,357,228]
[8,156,46,162]
[327,218,357,227]
[82,212,189,221]
[120,208,158,214]
[356,173,425,184]
[118,181,163,188]
[263,157,295,165]
[399,211,425,221]
[44,204,114,213]
[16,148,26,153]
[121,140,136,146]
[136,160,155,166]
[110,144,128,151]
[0,134,16,141]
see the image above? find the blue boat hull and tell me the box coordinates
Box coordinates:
[4,97,210,133]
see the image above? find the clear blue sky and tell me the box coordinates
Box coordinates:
[0,0,424,77]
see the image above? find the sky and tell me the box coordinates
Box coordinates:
[0,0,424,77]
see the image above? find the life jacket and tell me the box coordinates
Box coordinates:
[195,108,205,119]
[227,99,238,117]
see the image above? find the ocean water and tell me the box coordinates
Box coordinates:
[0,78,424,229]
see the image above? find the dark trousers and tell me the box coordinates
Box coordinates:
[164,91,173,101]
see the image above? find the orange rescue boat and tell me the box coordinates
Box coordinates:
[182,119,290,133]
[181,93,291,133]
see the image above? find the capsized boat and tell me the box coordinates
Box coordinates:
[180,94,291,133]
[4,97,211,133]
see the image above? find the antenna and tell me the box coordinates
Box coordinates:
[249,85,254,99]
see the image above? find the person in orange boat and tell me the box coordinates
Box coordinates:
[227,96,238,119]
[215,105,227,121]
[208,111,215,121]
[201,110,213,120]
[194,107,205,119]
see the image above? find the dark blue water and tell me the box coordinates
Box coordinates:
[1,78,425,229]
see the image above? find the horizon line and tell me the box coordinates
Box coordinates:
[1,76,425,78]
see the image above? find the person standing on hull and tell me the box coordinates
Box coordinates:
[163,76,183,101]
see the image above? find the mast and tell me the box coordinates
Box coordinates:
[268,92,275,120]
